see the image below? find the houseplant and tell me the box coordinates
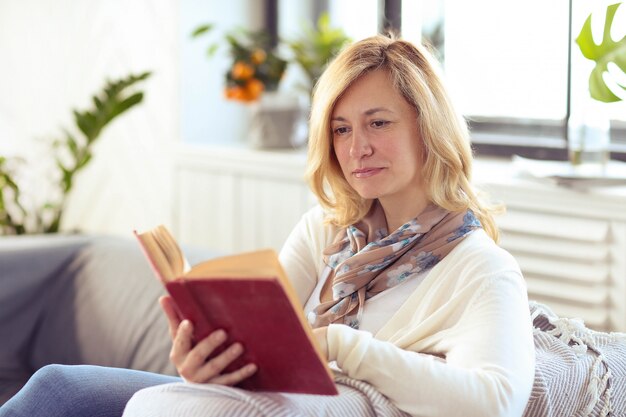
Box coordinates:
[286,12,351,95]
[0,72,151,235]
[192,24,303,148]
[190,16,349,148]
[191,25,288,102]
[570,2,625,166]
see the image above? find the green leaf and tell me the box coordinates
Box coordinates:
[45,214,61,234]
[74,110,98,141]
[93,95,105,111]
[286,12,351,91]
[134,71,151,82]
[110,92,144,121]
[576,2,626,103]
[317,12,330,32]
[191,23,214,38]
[76,152,92,171]
[56,160,72,192]
[63,130,79,157]
[0,156,28,234]
[206,43,219,57]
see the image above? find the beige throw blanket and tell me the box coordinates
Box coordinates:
[123,374,410,417]
[524,302,626,417]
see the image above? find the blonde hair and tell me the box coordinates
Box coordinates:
[306,34,502,241]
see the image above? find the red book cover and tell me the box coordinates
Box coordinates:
[167,278,337,394]
[134,226,338,395]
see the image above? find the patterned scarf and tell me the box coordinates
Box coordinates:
[311,201,481,329]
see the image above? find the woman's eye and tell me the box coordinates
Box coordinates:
[371,120,388,128]
[333,126,350,135]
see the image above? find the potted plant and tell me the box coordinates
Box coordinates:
[192,24,304,148]
[191,25,288,103]
[0,72,151,235]
[569,2,625,167]
[190,16,350,149]
[286,12,351,96]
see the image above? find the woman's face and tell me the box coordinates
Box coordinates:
[331,70,427,207]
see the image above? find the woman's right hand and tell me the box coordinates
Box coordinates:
[159,295,258,385]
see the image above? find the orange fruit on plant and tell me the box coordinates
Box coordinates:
[231,61,254,80]
[251,49,266,65]
[245,78,265,101]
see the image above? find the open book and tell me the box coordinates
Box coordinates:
[134,225,337,395]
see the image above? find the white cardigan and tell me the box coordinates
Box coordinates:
[279,206,535,417]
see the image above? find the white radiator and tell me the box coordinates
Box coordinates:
[497,210,616,330]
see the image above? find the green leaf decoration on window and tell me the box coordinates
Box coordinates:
[576,2,626,103]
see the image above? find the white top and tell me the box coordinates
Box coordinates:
[279,205,535,417]
[302,262,428,335]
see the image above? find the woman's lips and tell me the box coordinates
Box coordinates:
[352,167,384,178]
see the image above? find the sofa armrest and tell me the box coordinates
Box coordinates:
[0,234,216,405]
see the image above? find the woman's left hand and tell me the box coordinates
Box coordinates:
[159,295,257,384]
[312,326,329,361]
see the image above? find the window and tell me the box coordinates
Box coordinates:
[328,0,379,41]
[328,0,626,161]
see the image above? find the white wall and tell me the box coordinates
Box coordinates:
[0,0,180,235]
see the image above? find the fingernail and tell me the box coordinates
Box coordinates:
[230,343,242,354]
[213,329,226,341]
[181,320,191,329]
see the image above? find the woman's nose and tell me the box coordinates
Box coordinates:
[349,129,373,158]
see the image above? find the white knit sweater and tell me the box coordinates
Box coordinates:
[279,206,535,417]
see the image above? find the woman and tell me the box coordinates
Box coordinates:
[124,34,534,416]
[0,34,534,417]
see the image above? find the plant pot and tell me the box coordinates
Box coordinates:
[247,92,304,149]
[567,99,610,176]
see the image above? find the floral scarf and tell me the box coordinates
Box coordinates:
[311,201,481,329]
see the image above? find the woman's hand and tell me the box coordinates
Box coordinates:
[159,295,257,384]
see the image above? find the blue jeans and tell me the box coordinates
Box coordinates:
[0,365,180,417]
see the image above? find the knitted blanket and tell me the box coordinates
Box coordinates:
[523,302,626,417]
[122,374,409,417]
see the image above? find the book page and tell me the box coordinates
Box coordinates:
[185,249,303,310]
[152,225,188,276]
[186,249,283,278]
[135,225,188,282]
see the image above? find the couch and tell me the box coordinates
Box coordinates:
[0,234,215,405]
[1,234,624,415]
